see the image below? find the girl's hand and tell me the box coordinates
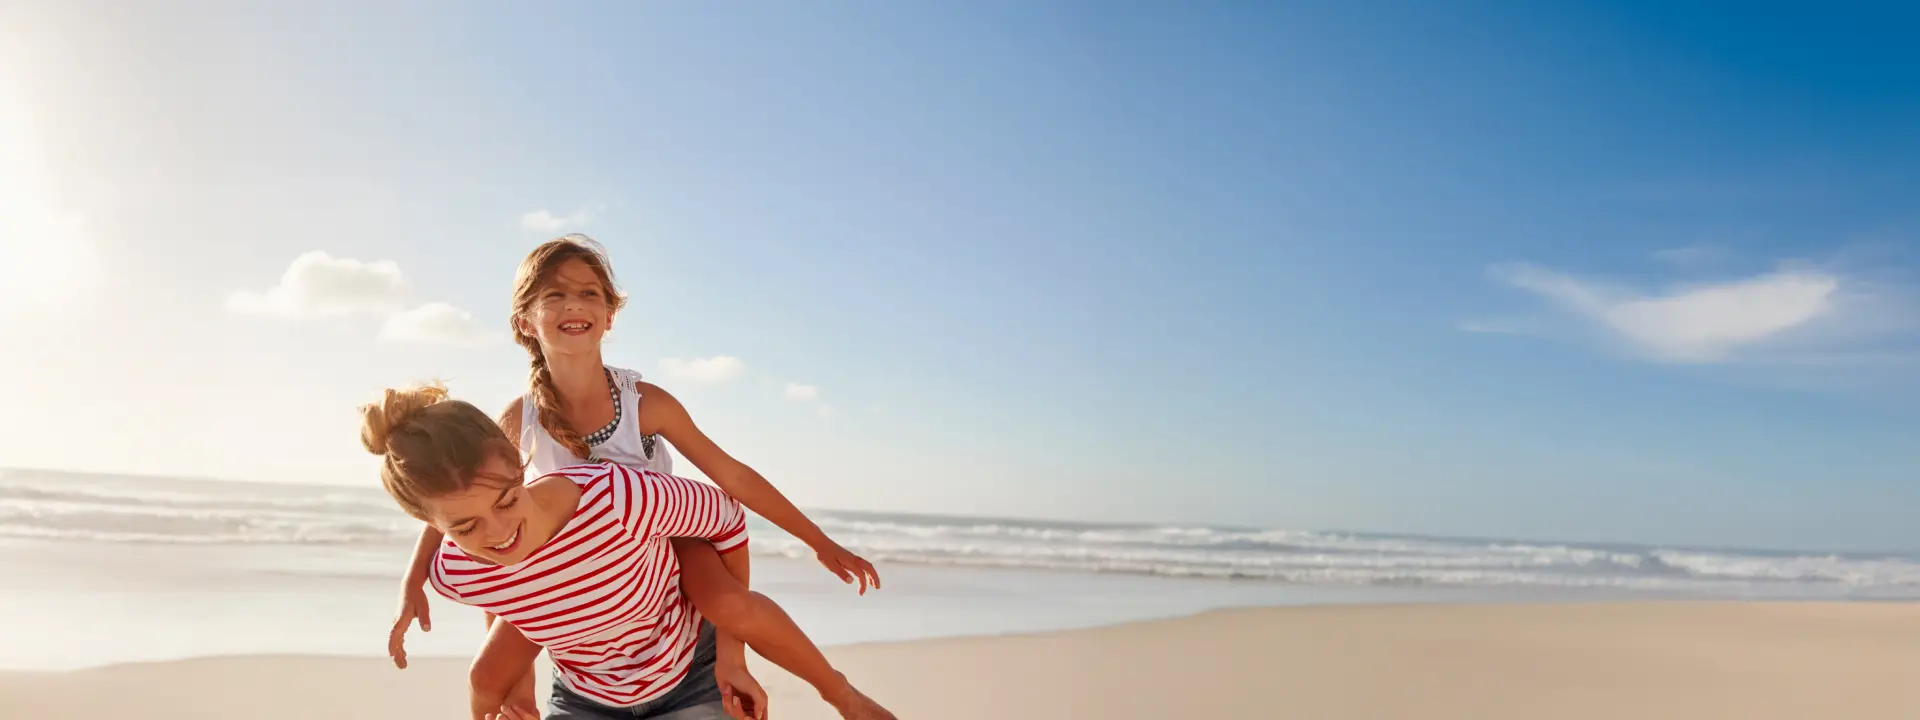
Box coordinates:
[478,671,539,720]
[389,582,432,669]
[482,698,539,720]
[716,660,768,720]
[495,680,540,719]
[814,540,881,595]
[484,702,539,720]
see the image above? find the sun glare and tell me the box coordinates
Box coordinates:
[0,80,96,307]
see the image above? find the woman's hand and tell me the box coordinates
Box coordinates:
[814,540,881,595]
[389,582,432,669]
[716,660,768,720]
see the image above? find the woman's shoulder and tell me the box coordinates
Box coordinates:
[527,464,599,504]
[531,462,611,486]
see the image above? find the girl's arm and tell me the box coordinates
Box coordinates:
[638,381,880,592]
[386,524,443,668]
[405,526,443,587]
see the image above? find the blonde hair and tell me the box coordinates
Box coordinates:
[511,234,628,460]
[359,381,522,520]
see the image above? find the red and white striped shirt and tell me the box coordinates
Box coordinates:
[427,463,749,707]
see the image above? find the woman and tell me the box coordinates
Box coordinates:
[363,382,892,720]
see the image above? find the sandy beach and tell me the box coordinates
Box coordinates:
[9,2,1920,718]
[3,601,1913,719]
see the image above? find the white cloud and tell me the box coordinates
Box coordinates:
[521,206,597,233]
[658,356,746,384]
[379,302,495,347]
[1482,262,1841,364]
[783,382,835,419]
[227,252,491,347]
[226,251,409,317]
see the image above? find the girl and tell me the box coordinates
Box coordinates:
[361,382,891,720]
[387,236,889,718]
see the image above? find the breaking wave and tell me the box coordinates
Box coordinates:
[4,468,1916,594]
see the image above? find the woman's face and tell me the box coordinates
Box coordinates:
[421,454,539,565]
[516,257,615,357]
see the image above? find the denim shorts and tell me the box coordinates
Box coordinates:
[546,622,727,720]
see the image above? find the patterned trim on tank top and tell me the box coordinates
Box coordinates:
[582,367,657,461]
[581,368,622,447]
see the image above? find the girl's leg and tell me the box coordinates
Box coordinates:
[670,538,843,690]
[670,539,895,719]
[470,615,543,720]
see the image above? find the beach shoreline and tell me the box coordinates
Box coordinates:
[4,601,1914,719]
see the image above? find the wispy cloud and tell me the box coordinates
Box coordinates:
[1492,263,1835,363]
[782,381,835,418]
[658,356,747,384]
[520,205,600,233]
[784,383,820,401]
[1468,258,1919,367]
[379,302,495,347]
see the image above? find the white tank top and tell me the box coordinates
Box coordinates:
[520,365,674,478]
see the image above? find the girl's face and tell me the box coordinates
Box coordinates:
[516,257,615,357]
[421,454,540,566]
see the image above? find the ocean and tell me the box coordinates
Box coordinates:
[3,466,1916,670]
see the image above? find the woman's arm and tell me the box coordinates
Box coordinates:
[460,399,541,712]
[638,381,880,592]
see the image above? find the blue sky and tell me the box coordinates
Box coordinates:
[2,1,1916,552]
